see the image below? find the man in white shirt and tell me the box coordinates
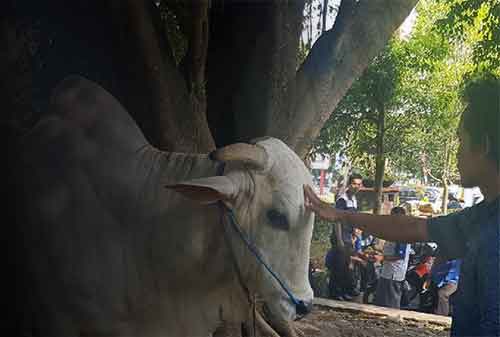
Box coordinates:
[374,207,410,309]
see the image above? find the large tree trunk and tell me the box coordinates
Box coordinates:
[207,1,305,147]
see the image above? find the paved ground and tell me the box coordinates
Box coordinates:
[293,299,451,337]
[313,298,451,325]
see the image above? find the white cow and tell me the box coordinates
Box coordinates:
[18,76,314,337]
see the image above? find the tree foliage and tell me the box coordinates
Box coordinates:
[393,0,476,185]
[312,0,497,196]
[312,41,413,182]
[436,0,500,71]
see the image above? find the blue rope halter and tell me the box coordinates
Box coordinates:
[218,203,309,316]
[214,162,309,316]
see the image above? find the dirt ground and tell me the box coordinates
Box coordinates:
[294,306,450,337]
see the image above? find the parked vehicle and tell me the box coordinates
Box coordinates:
[424,187,443,213]
[399,187,419,204]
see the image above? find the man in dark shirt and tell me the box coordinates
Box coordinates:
[334,173,363,245]
[328,174,364,300]
[304,71,499,336]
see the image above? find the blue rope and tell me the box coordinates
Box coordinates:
[213,160,308,316]
[220,203,308,316]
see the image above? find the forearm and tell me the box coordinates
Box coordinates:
[337,212,429,243]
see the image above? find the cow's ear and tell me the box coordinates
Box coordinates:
[165,176,236,204]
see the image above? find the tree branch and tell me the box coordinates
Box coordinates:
[185,1,210,95]
[273,0,419,158]
[426,170,443,184]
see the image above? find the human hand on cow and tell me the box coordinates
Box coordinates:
[303,185,342,221]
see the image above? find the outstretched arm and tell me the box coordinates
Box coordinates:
[303,185,428,243]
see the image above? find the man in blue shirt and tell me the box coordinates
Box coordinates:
[430,259,461,316]
[304,71,499,336]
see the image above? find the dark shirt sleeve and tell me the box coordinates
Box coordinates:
[335,198,354,243]
[335,198,347,210]
[478,220,500,336]
[426,208,474,259]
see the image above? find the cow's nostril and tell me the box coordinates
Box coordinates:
[304,299,314,313]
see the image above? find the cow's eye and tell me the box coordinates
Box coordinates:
[266,209,290,231]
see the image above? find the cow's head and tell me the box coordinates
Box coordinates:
[169,137,314,330]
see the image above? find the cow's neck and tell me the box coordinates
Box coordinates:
[129,146,248,328]
[155,148,220,183]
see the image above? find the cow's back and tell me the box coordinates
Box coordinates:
[17,76,236,336]
[17,77,154,335]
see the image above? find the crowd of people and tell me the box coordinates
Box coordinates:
[313,174,462,316]
[304,70,498,337]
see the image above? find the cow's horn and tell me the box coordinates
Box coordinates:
[210,143,270,171]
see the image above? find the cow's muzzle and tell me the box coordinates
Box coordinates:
[295,299,313,318]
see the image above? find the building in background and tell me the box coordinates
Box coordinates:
[311,155,331,197]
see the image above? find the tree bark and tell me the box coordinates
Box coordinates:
[420,152,429,185]
[207,0,305,146]
[442,180,449,215]
[373,105,386,215]
[272,0,419,158]
[322,0,329,32]
[441,141,452,214]
[308,1,313,47]
[117,0,214,152]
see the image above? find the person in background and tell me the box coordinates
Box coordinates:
[447,193,463,212]
[352,227,364,254]
[373,207,411,309]
[402,245,435,309]
[360,237,384,304]
[324,235,339,299]
[324,236,355,300]
[430,259,462,316]
[334,173,363,245]
[349,227,368,301]
[328,173,364,300]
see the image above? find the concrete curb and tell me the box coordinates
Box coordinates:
[314,297,452,326]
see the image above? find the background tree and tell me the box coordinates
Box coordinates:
[437,0,500,71]
[312,0,498,215]
[313,41,408,214]
[394,0,482,213]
